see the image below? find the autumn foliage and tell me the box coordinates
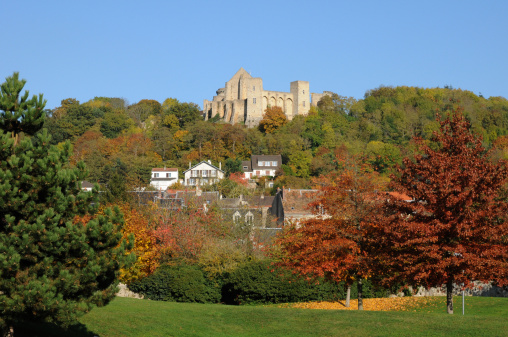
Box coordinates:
[274,152,385,309]
[258,106,288,133]
[369,111,508,314]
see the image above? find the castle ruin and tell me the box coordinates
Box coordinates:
[203,68,331,127]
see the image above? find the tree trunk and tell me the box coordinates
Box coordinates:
[1,325,14,337]
[358,278,363,310]
[345,285,351,307]
[446,278,454,314]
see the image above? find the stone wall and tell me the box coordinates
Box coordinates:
[116,283,144,299]
[407,282,508,297]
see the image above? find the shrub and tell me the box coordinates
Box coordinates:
[128,263,221,303]
[221,260,341,305]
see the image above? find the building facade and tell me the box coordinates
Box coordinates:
[150,167,179,190]
[241,154,282,180]
[203,68,330,127]
[183,161,225,186]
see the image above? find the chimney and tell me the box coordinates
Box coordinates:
[189,162,191,169]
[208,160,211,165]
[219,162,222,170]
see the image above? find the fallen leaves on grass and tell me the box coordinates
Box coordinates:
[279,296,442,312]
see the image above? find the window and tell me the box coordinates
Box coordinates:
[253,98,256,104]
[303,90,305,94]
[154,173,159,178]
[272,161,277,166]
[253,86,255,91]
[259,161,264,166]
[189,178,195,185]
[266,170,270,175]
[243,166,248,170]
[256,171,260,176]
[233,211,241,224]
[245,211,254,224]
[202,170,208,177]
[303,101,306,107]
[191,170,198,177]
[166,173,170,178]
[211,170,216,177]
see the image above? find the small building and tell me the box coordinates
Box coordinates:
[81,180,94,192]
[242,154,282,180]
[184,160,225,186]
[150,167,179,191]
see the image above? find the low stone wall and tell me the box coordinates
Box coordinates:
[411,282,508,297]
[116,283,144,299]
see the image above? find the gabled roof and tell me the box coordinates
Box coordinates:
[183,161,224,174]
[229,67,252,82]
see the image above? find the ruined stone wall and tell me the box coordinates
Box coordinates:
[204,69,328,127]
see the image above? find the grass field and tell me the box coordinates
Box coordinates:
[14,296,508,337]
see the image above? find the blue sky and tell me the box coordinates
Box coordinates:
[3,0,507,110]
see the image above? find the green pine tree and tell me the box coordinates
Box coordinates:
[0,73,133,335]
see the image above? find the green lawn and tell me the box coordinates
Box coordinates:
[14,296,508,337]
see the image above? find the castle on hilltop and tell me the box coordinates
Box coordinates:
[203,68,332,127]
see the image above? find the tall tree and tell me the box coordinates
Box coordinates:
[370,111,508,314]
[274,151,383,309]
[259,106,288,134]
[0,73,133,334]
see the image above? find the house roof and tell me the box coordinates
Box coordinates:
[245,154,282,172]
[282,188,319,216]
[241,160,252,172]
[152,168,178,172]
[81,181,94,189]
[243,195,275,208]
[183,161,224,174]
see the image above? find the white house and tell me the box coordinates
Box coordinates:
[241,154,282,179]
[184,161,225,186]
[150,167,179,190]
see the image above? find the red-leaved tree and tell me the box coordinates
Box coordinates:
[369,111,508,314]
[274,151,384,309]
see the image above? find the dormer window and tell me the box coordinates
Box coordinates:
[259,161,264,166]
[233,211,241,224]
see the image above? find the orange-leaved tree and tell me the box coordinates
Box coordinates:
[274,150,384,310]
[114,203,160,284]
[259,106,287,134]
[75,203,160,284]
[369,111,508,314]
